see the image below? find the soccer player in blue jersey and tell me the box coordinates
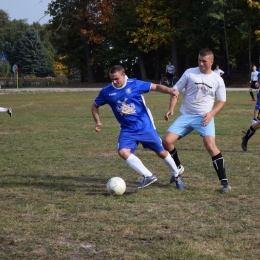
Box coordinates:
[162,48,231,193]
[242,121,260,151]
[91,65,184,189]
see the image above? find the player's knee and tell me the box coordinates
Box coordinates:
[118,149,130,160]
[204,142,218,154]
[156,150,168,159]
[162,135,176,149]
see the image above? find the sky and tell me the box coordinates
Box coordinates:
[0,0,52,25]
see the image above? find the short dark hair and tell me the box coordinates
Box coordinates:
[109,65,125,74]
[199,48,214,57]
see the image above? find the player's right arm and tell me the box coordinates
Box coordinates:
[164,94,178,121]
[91,103,102,132]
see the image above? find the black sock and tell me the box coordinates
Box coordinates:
[250,92,255,99]
[244,126,256,140]
[169,148,181,167]
[212,153,227,181]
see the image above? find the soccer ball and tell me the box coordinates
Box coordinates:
[106,177,126,195]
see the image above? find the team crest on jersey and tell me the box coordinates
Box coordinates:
[125,88,131,94]
[116,98,136,115]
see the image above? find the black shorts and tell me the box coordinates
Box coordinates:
[166,72,173,79]
[250,81,259,89]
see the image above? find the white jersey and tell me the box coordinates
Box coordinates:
[173,67,226,115]
[166,65,175,74]
[213,68,224,76]
[251,71,258,81]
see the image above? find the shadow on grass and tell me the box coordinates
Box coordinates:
[0,173,140,196]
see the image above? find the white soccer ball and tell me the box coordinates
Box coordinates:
[106,177,126,195]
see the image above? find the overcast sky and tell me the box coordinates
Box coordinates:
[0,0,52,24]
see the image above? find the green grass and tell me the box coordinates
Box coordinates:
[0,90,259,260]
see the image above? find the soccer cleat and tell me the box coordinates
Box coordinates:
[7,108,12,117]
[250,99,256,101]
[175,175,184,190]
[137,175,157,189]
[169,174,184,190]
[252,118,259,125]
[241,137,248,151]
[178,164,184,175]
[221,181,231,193]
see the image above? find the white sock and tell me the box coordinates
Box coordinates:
[163,153,179,177]
[0,107,8,112]
[125,154,153,177]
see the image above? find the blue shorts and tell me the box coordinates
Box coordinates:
[255,95,260,110]
[167,114,215,138]
[118,130,165,153]
[255,101,260,110]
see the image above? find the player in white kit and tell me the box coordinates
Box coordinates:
[162,48,231,193]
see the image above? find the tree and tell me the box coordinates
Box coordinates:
[0,9,10,48]
[14,29,49,77]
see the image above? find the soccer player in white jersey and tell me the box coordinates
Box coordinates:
[162,48,231,193]
[213,65,224,77]
[165,61,175,82]
[249,65,259,101]
[91,65,184,189]
[0,107,12,117]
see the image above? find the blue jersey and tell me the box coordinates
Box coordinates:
[94,78,156,134]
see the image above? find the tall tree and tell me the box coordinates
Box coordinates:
[14,29,49,76]
[47,0,115,82]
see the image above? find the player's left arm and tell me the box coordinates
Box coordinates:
[202,78,226,125]
[202,101,226,126]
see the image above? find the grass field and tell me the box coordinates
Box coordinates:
[0,90,259,260]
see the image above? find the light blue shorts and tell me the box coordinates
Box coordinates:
[167,114,215,138]
[118,129,165,153]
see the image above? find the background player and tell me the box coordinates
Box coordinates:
[0,107,12,117]
[242,121,260,151]
[249,65,259,101]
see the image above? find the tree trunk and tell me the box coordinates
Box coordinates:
[155,50,160,80]
[223,17,230,71]
[170,18,179,77]
[248,26,252,76]
[138,51,147,80]
[85,41,95,83]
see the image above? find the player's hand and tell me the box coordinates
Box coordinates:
[95,122,102,132]
[172,89,179,98]
[164,110,174,121]
[202,113,213,126]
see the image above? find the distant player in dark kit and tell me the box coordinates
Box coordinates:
[242,121,260,151]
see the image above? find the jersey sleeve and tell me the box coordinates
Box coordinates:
[173,69,189,91]
[135,80,152,93]
[94,88,107,106]
[216,77,226,102]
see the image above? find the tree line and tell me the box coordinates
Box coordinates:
[1,0,260,82]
